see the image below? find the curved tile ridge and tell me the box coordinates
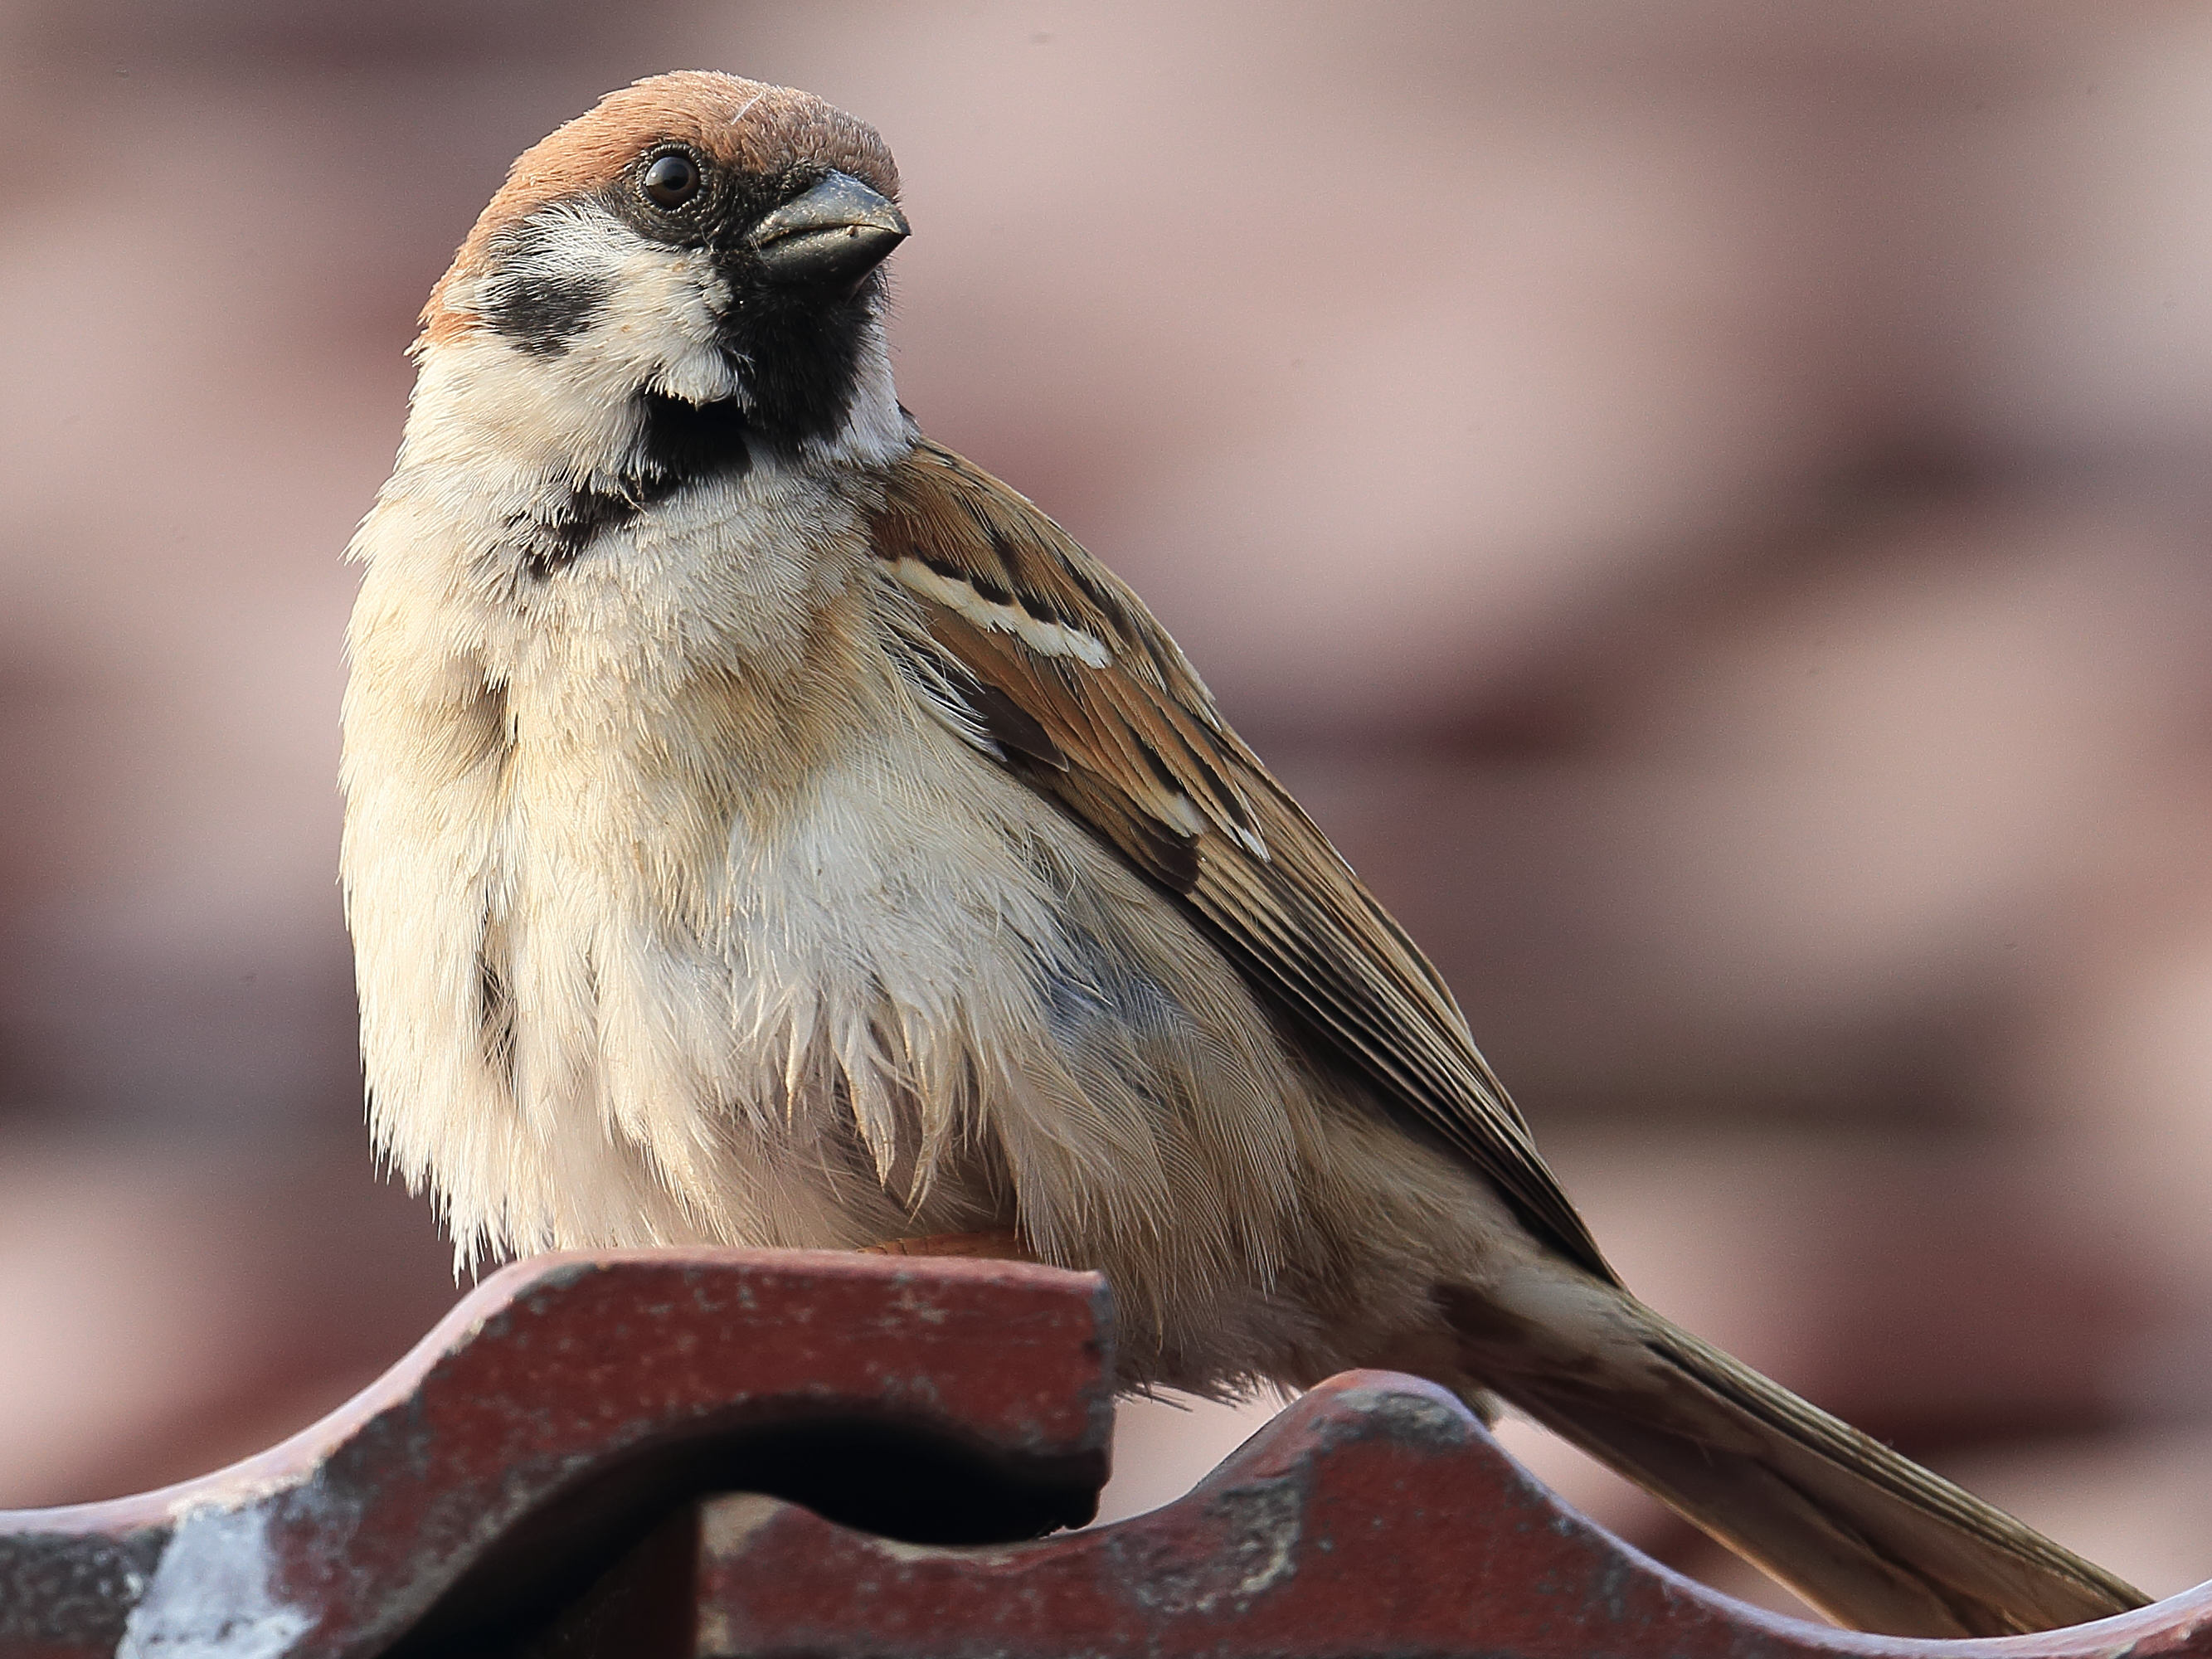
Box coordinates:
[0,1249,1115,1659]
[654,1370,2212,1659]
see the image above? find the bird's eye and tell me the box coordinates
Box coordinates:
[642,153,702,210]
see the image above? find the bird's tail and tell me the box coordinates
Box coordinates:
[1450,1279,2147,1638]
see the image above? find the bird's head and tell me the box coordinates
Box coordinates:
[417,72,911,470]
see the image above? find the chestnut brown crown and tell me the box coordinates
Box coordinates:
[425,71,902,341]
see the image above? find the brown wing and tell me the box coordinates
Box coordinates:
[872,440,1615,1283]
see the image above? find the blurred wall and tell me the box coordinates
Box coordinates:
[5,1,2212,1616]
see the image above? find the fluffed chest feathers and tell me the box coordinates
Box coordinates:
[353,557,975,1238]
[347,511,1278,1271]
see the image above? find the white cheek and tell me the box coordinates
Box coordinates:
[544,239,736,406]
[456,203,740,414]
[605,257,739,406]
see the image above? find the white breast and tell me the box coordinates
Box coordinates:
[343,435,1075,1262]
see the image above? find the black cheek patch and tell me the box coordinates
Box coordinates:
[482,271,612,358]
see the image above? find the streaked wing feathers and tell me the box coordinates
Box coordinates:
[872,440,1614,1282]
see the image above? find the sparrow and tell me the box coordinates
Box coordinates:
[340,71,2147,1638]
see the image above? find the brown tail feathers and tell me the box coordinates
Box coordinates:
[1447,1279,2147,1639]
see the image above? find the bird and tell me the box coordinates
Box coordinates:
[339,71,2147,1638]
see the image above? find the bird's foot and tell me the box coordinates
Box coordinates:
[861,1228,1037,1261]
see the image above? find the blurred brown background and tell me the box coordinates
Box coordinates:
[5,0,2212,1620]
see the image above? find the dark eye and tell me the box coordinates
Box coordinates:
[642,152,702,210]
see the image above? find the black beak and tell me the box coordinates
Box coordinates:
[746,171,910,289]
